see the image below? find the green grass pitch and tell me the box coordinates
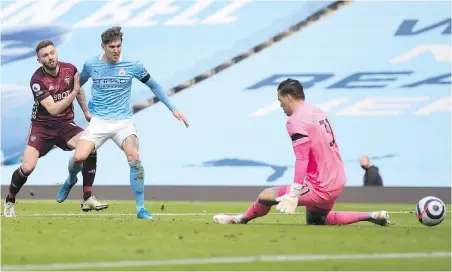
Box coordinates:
[1,201,451,271]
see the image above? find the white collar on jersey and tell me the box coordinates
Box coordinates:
[99,53,123,62]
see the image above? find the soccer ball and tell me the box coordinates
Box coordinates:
[416,196,446,227]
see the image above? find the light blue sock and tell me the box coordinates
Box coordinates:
[129,161,145,212]
[68,158,82,184]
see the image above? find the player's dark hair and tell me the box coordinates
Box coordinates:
[277,78,305,100]
[101,26,123,44]
[35,40,54,54]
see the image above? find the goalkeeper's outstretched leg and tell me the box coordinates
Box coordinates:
[213,184,390,226]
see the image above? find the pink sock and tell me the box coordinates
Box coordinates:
[242,201,271,222]
[325,211,370,225]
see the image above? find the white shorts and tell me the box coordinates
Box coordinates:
[80,116,137,150]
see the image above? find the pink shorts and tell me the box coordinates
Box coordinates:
[277,183,343,213]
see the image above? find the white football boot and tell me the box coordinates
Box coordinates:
[81,196,108,212]
[369,210,390,226]
[213,214,245,224]
[4,201,16,218]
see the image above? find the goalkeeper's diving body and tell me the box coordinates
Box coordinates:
[214,79,390,226]
[56,27,189,219]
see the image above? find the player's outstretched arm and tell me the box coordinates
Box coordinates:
[143,76,175,110]
[143,76,189,128]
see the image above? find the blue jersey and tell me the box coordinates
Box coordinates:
[80,54,151,120]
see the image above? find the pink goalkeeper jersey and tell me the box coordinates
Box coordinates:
[286,102,347,192]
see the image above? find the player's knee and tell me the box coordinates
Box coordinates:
[72,140,95,164]
[306,211,327,225]
[21,161,36,175]
[72,152,89,164]
[257,188,278,206]
[126,150,140,162]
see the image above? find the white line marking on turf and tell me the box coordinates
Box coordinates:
[17,211,426,217]
[3,252,450,271]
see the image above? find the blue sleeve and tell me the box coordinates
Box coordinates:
[79,62,91,87]
[134,61,176,111]
[144,76,176,112]
[133,61,150,82]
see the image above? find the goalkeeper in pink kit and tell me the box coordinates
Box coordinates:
[214,79,390,226]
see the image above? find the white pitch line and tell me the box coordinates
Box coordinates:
[2,252,450,271]
[14,211,429,217]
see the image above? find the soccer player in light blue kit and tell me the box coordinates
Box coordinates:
[56,27,189,219]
